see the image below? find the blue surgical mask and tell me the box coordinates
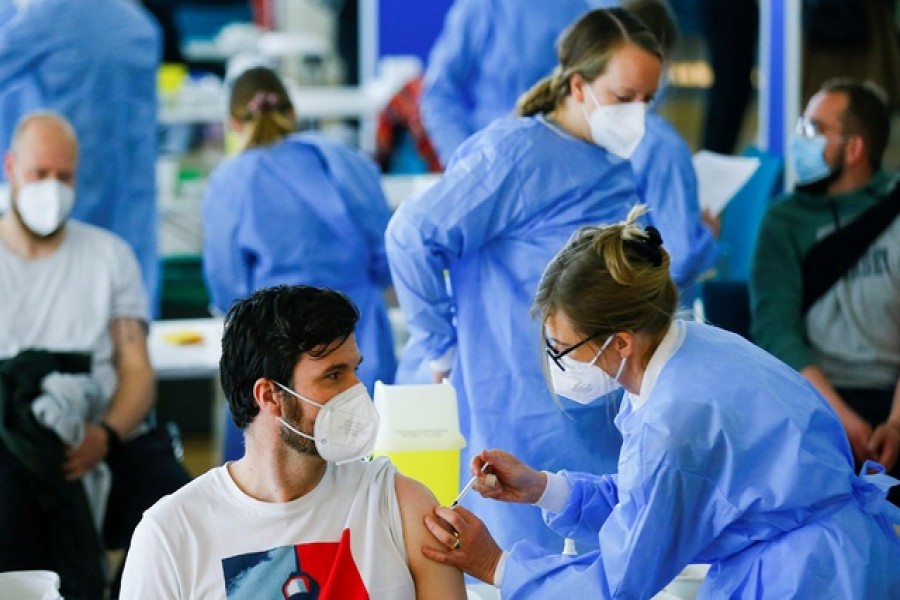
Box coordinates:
[789,132,832,185]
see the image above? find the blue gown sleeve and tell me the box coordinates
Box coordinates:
[541,471,619,542]
[385,140,525,362]
[635,117,718,298]
[420,0,492,166]
[201,162,252,314]
[502,446,740,598]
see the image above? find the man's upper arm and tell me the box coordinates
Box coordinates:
[395,474,467,600]
[749,207,813,370]
[110,317,151,372]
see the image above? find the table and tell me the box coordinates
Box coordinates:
[149,318,225,463]
[148,318,223,380]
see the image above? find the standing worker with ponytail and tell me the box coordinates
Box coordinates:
[202,67,397,396]
[387,8,662,551]
[422,206,900,598]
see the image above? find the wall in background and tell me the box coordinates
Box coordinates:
[377,0,453,64]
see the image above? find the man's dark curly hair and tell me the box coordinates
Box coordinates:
[220,285,359,429]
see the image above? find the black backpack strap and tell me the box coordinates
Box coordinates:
[801,180,900,313]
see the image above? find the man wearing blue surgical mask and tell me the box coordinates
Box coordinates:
[750,79,900,503]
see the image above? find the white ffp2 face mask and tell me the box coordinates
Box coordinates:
[549,335,627,404]
[581,86,647,159]
[276,381,379,464]
[15,178,75,237]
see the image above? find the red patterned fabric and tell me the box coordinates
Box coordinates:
[375,75,443,173]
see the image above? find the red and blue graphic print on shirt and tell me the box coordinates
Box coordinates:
[221,529,369,599]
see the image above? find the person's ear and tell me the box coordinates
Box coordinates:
[253,378,283,416]
[613,332,634,359]
[3,151,14,183]
[843,133,867,168]
[569,73,587,104]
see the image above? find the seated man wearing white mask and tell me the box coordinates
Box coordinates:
[121,285,466,599]
[0,111,190,599]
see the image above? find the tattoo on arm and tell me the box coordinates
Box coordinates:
[110,317,148,360]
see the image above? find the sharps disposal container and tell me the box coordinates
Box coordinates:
[373,381,467,506]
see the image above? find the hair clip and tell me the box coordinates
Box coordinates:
[247,92,280,113]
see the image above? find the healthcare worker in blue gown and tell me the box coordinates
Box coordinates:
[421,206,900,599]
[387,9,662,552]
[397,0,716,384]
[420,0,615,167]
[203,67,397,460]
[0,0,161,309]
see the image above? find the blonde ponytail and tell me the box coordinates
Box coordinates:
[243,99,296,150]
[517,70,566,116]
[229,67,297,151]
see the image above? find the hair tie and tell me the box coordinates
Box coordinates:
[644,225,663,250]
[625,225,664,267]
[247,91,281,113]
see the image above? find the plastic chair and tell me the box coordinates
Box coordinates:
[222,414,243,463]
[700,280,752,339]
[715,146,784,281]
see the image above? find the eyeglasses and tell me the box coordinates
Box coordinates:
[545,332,602,372]
[795,117,851,142]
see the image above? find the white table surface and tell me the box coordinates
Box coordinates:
[149,318,224,380]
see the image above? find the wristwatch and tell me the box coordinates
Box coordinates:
[99,421,122,455]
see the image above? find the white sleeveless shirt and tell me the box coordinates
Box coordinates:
[120,457,415,599]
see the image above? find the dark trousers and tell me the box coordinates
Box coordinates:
[701,0,759,155]
[0,427,191,598]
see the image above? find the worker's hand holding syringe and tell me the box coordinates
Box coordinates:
[462,449,549,505]
[422,449,551,584]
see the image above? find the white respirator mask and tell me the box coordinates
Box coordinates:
[275,381,379,464]
[581,86,646,159]
[548,335,627,404]
[15,178,75,237]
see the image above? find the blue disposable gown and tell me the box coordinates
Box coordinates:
[0,0,160,308]
[421,0,616,166]
[386,116,639,550]
[501,322,900,598]
[202,133,397,390]
[631,114,717,306]
[394,114,717,382]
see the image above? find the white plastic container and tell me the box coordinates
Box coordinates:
[373,381,467,506]
[661,564,711,600]
[0,570,62,600]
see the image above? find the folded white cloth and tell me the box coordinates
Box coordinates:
[31,372,104,446]
[31,372,110,531]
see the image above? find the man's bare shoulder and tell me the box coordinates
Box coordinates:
[393,472,467,600]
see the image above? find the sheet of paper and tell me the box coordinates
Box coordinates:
[692,150,761,217]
